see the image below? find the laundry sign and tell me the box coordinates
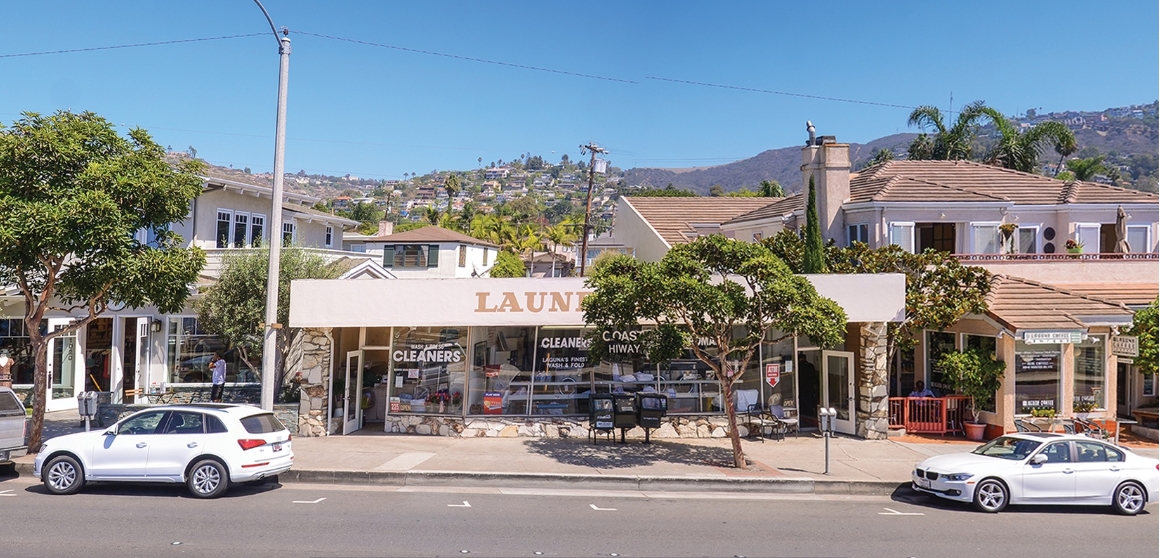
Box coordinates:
[1111,335,1138,358]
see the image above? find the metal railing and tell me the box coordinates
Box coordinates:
[953,253,1157,262]
[888,395,971,435]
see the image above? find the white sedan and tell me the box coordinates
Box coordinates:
[913,432,1159,514]
[34,404,293,498]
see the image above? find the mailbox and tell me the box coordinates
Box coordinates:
[589,393,615,432]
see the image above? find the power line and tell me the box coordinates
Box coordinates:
[0,33,266,59]
[645,76,916,110]
[296,30,637,85]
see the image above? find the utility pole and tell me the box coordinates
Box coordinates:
[254,0,290,411]
[578,142,607,277]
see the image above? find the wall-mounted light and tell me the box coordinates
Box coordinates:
[151,320,163,333]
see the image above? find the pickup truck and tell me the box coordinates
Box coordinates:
[0,387,28,465]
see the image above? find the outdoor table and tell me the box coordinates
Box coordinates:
[1114,419,1137,446]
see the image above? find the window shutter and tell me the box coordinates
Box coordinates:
[427,245,439,267]
[383,247,395,268]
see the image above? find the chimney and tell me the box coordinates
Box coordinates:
[377,220,394,237]
[800,126,850,243]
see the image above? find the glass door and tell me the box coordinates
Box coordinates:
[822,350,855,435]
[342,350,363,435]
[47,318,79,411]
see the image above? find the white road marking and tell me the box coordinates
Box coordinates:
[375,452,436,471]
[0,489,14,497]
[879,507,924,516]
[293,497,327,504]
[448,501,471,507]
[590,504,617,511]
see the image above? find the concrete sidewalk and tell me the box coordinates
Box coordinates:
[10,411,1159,495]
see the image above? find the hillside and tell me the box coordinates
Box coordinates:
[623,134,917,195]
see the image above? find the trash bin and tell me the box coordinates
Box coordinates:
[588,393,615,444]
[635,393,668,443]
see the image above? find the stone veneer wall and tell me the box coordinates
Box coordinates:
[379,415,769,439]
[856,321,889,440]
[296,328,333,437]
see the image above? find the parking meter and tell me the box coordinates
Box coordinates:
[77,391,99,432]
[819,407,837,475]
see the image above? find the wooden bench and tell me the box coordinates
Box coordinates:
[1131,408,1158,429]
[123,388,143,403]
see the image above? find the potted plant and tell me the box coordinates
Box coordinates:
[999,223,1018,254]
[1073,400,1098,419]
[937,348,1005,441]
[1065,239,1083,256]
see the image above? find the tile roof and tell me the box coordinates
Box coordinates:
[1050,283,1159,307]
[369,226,499,248]
[724,193,805,225]
[850,160,1159,205]
[624,197,775,246]
[984,275,1135,331]
[282,202,359,227]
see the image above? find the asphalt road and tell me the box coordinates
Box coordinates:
[0,475,1156,558]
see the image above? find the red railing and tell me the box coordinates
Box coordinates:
[888,396,971,435]
[953,253,1157,262]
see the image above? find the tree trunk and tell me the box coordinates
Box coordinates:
[719,370,747,469]
[27,328,48,453]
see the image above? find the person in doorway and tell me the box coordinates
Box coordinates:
[909,380,935,398]
[209,352,227,402]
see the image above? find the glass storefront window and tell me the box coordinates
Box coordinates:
[1073,336,1105,410]
[758,329,796,413]
[1015,341,1060,414]
[532,327,593,416]
[389,327,468,415]
[926,331,956,396]
[963,334,998,412]
[167,317,257,384]
[463,326,535,416]
[50,324,77,399]
[0,318,36,385]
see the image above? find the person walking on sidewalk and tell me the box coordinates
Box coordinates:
[209,352,227,402]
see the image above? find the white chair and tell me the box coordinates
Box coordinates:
[770,404,799,438]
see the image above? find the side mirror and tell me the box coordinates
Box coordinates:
[1030,453,1048,465]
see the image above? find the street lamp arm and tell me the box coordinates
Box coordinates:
[252,0,283,46]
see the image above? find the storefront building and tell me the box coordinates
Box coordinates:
[287,275,905,439]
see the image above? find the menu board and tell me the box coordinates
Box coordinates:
[1016,353,1058,372]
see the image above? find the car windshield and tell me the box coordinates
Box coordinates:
[972,436,1042,460]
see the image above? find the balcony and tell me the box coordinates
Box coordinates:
[201,247,378,279]
[954,252,1157,262]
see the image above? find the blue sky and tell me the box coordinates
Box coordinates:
[2,1,1156,181]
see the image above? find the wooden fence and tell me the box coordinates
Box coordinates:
[888,395,971,435]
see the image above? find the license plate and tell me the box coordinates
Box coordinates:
[918,477,930,489]
[272,442,282,452]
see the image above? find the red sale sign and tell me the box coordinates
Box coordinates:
[765,363,780,388]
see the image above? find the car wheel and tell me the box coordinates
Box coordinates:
[43,455,85,495]
[1112,481,1146,516]
[187,459,229,499]
[972,478,1008,513]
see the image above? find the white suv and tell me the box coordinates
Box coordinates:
[34,404,293,498]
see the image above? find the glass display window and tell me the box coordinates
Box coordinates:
[758,329,797,413]
[464,326,536,416]
[532,327,593,416]
[963,334,998,412]
[1015,341,1060,415]
[925,331,957,396]
[389,326,468,415]
[166,317,257,384]
[1073,336,1105,410]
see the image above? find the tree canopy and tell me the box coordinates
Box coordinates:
[0,110,206,450]
[583,235,847,469]
[906,100,993,161]
[1127,298,1157,376]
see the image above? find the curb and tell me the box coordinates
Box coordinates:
[9,460,908,496]
[285,468,908,496]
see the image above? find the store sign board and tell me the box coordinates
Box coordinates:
[765,363,780,388]
[1021,331,1082,344]
[1111,336,1139,358]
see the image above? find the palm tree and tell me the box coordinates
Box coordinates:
[1064,156,1108,182]
[444,173,461,199]
[906,100,993,161]
[758,179,785,197]
[424,206,441,225]
[982,113,1076,174]
[544,218,579,277]
[1053,132,1078,175]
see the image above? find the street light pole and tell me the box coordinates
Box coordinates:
[578,142,606,277]
[255,0,290,411]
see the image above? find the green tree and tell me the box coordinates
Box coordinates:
[443,173,461,199]
[938,349,1005,424]
[425,206,441,225]
[582,235,847,469]
[906,100,993,161]
[488,250,526,277]
[196,248,340,400]
[544,218,579,277]
[1064,156,1108,182]
[867,148,894,167]
[759,179,785,197]
[982,115,1076,174]
[1053,131,1078,175]
[764,235,992,370]
[708,184,725,197]
[1127,299,1158,376]
[631,187,697,197]
[803,176,826,273]
[0,110,205,451]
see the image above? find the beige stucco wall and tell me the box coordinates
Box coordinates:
[617,198,673,263]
